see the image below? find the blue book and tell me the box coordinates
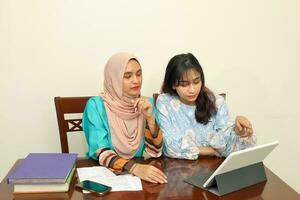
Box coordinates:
[7,153,77,184]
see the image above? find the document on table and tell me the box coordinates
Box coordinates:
[76,166,143,192]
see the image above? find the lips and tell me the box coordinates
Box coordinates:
[131,86,140,90]
[187,95,197,99]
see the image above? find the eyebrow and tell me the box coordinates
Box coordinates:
[179,76,201,82]
[124,69,142,74]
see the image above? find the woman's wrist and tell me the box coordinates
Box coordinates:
[129,163,138,174]
[146,115,156,126]
[124,160,136,172]
[146,114,156,124]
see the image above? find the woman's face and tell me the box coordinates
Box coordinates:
[173,69,202,105]
[123,59,142,97]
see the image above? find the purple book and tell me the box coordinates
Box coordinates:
[7,153,77,184]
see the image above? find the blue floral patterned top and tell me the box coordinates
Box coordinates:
[156,93,256,159]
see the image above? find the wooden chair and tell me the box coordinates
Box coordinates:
[219,93,226,99]
[54,96,91,153]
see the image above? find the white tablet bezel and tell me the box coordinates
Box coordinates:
[203,141,279,188]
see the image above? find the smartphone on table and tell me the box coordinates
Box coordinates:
[76,180,112,196]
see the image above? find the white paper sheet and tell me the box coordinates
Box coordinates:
[76,166,142,192]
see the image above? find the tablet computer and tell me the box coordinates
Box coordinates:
[203,141,279,188]
[185,140,280,196]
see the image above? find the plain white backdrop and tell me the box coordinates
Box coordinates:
[1,0,299,193]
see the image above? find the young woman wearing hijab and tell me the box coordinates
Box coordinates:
[156,53,256,160]
[83,52,167,184]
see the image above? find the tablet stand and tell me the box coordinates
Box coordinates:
[185,162,267,196]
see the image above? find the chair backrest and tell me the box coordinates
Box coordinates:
[219,93,226,99]
[54,96,91,153]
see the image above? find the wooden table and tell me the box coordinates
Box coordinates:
[1,157,299,200]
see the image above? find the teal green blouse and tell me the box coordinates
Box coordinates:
[82,96,155,160]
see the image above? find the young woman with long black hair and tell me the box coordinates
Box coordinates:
[156,53,256,159]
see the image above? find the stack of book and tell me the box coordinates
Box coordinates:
[7,153,77,193]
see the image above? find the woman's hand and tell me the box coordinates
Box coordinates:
[131,164,167,184]
[134,97,157,131]
[134,97,153,119]
[199,147,222,157]
[234,116,253,137]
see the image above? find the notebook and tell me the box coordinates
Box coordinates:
[7,153,77,184]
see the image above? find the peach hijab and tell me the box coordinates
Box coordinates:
[101,52,145,159]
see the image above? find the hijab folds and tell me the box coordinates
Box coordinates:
[101,52,145,159]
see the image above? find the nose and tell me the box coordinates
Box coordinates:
[132,75,138,83]
[188,84,195,93]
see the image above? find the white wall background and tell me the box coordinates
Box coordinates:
[1,0,299,194]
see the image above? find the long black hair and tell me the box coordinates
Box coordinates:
[161,53,217,124]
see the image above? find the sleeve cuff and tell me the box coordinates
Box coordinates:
[123,160,136,172]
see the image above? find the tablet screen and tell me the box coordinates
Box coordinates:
[203,141,279,188]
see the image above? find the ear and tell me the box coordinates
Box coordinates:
[172,85,176,90]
